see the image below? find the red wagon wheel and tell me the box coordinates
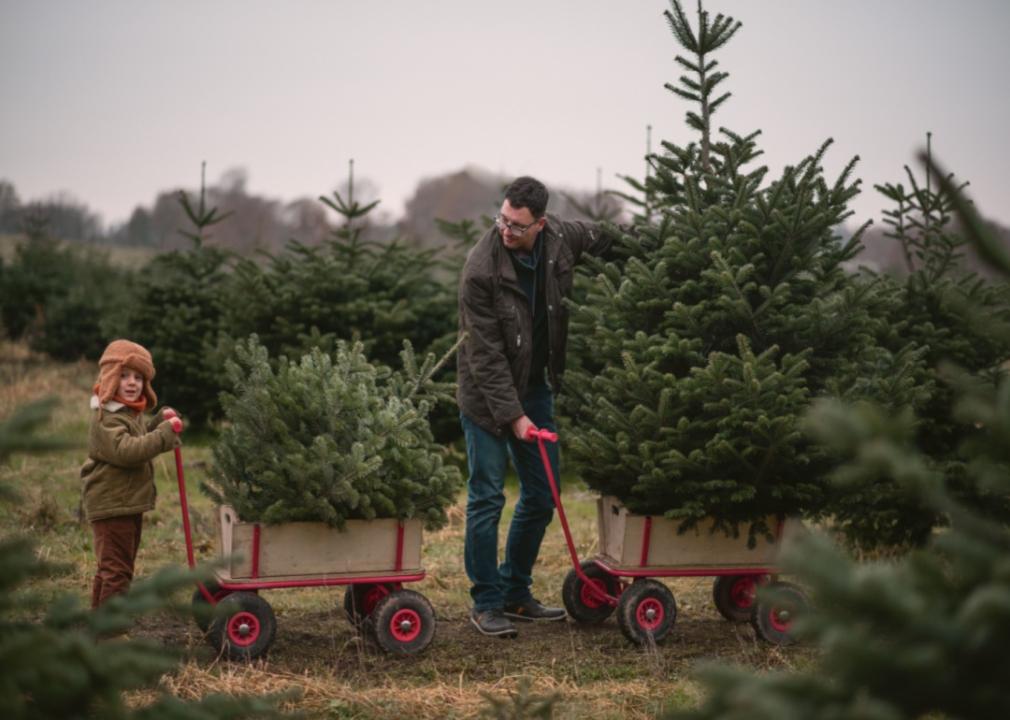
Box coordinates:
[208,591,277,661]
[368,589,436,655]
[616,579,677,645]
[712,574,767,623]
[751,581,809,646]
[562,560,620,624]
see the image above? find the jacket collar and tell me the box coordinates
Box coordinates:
[90,395,125,412]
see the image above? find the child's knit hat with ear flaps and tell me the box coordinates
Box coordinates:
[94,339,158,407]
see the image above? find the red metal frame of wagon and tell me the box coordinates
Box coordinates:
[168,412,436,660]
[526,428,808,646]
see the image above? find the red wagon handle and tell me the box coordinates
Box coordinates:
[525,427,618,607]
[163,409,196,571]
[164,410,220,604]
[525,427,558,443]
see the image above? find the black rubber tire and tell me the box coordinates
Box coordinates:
[750,581,808,646]
[562,560,619,624]
[343,583,398,626]
[368,589,436,655]
[712,574,765,623]
[208,591,277,661]
[191,579,228,632]
[616,579,677,645]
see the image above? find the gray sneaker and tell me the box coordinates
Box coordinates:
[470,608,519,638]
[504,598,567,622]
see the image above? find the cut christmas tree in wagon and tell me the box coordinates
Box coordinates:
[556,0,922,644]
[531,426,805,648]
[173,336,461,659]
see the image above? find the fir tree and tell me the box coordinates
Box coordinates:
[434,215,490,254]
[563,0,916,542]
[0,211,131,361]
[0,212,69,341]
[206,336,462,529]
[667,165,1010,720]
[122,163,233,427]
[220,160,457,373]
[824,134,1010,548]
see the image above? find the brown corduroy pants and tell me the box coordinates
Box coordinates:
[90,513,143,609]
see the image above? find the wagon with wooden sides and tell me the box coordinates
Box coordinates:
[167,412,436,660]
[527,428,809,646]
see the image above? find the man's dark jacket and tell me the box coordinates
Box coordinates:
[456,216,613,435]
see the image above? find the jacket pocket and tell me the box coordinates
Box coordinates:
[497,302,522,357]
[553,257,574,296]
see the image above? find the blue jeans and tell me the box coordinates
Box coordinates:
[462,383,560,612]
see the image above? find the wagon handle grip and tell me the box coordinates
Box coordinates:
[524,427,558,443]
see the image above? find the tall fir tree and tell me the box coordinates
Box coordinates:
[122,163,233,427]
[220,160,457,372]
[562,0,918,542]
[668,165,1010,720]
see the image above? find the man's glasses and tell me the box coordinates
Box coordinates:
[494,214,537,235]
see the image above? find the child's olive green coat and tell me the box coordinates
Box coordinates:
[80,399,180,522]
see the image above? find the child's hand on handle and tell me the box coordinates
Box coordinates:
[163,408,183,434]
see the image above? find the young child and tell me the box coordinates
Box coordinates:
[80,339,182,609]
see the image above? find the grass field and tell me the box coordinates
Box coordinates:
[0,340,813,718]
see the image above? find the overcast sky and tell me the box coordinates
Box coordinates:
[2,0,1008,230]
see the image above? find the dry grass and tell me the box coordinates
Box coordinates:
[0,339,92,430]
[1,340,815,718]
[143,661,698,718]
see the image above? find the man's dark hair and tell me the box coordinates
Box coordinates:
[504,176,549,218]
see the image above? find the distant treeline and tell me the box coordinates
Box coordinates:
[0,180,105,244]
[0,168,619,254]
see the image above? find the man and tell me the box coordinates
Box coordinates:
[457,176,614,638]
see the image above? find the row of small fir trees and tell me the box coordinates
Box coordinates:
[0,161,461,432]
